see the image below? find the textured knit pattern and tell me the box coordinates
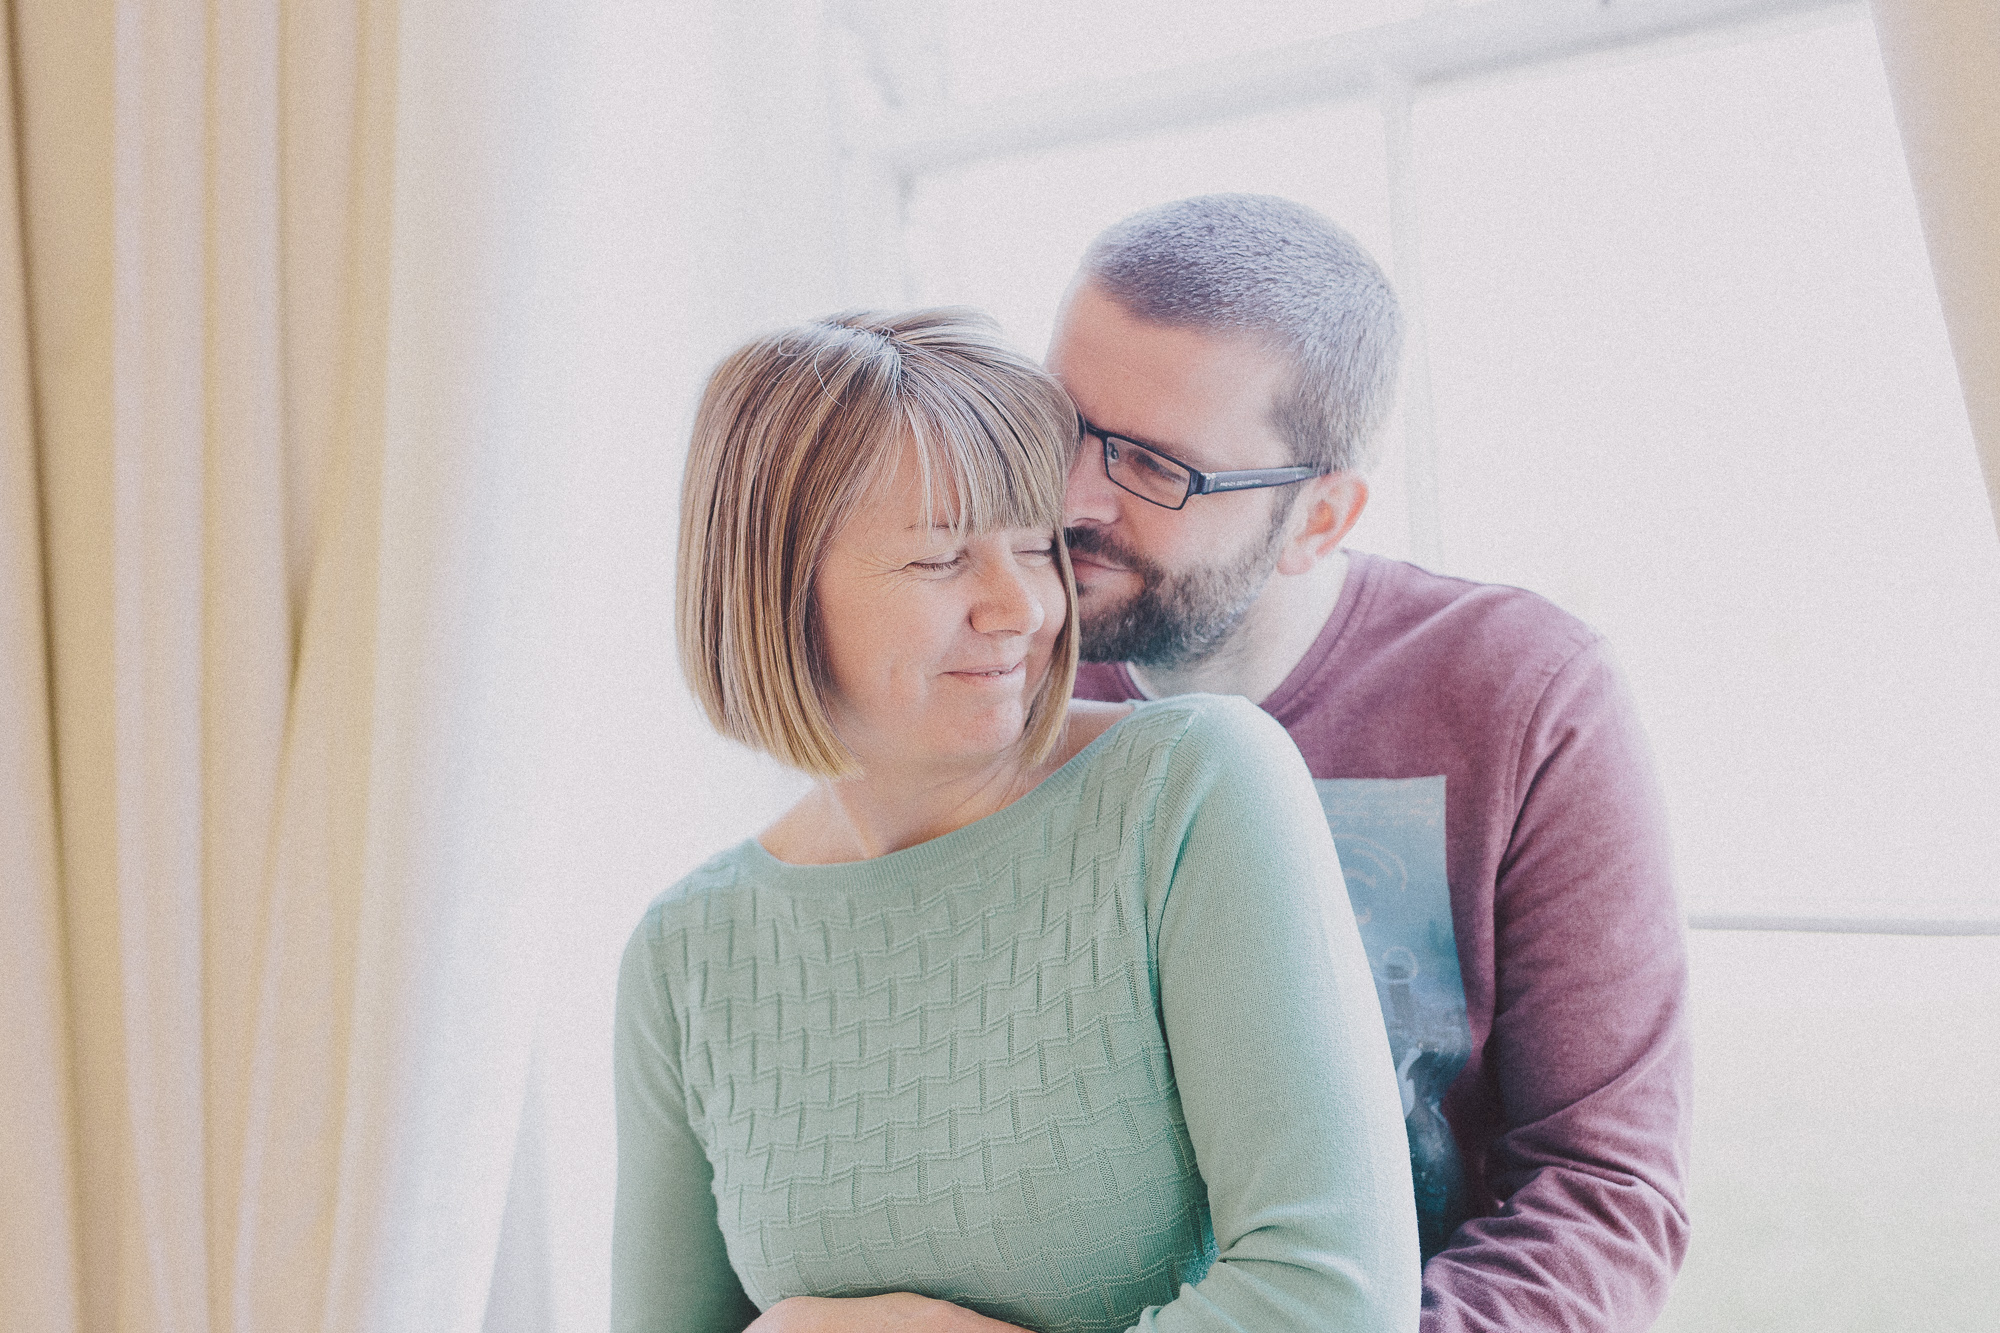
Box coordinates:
[661,759,1209,1321]
[613,696,1421,1333]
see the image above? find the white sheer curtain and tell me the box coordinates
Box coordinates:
[0,0,840,1329]
[1872,0,2000,538]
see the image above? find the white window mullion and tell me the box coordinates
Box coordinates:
[1378,70,1444,570]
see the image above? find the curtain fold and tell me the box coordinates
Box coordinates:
[0,0,83,1327]
[1871,0,2000,539]
[3,0,847,1327]
[1,0,537,1327]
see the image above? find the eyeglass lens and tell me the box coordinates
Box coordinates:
[1104,436,1193,508]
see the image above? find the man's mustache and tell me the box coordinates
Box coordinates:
[1064,526,1157,578]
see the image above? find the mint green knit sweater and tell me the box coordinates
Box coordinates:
[612,696,1419,1333]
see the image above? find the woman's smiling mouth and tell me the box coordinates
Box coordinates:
[947,662,1026,682]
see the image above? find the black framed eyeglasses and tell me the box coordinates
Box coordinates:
[1077,416,1326,511]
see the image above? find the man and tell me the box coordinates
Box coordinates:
[1052,194,1691,1332]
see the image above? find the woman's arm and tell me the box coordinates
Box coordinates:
[612,903,762,1333]
[1138,697,1422,1332]
[746,1294,1030,1332]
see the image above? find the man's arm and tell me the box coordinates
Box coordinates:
[1424,640,1692,1333]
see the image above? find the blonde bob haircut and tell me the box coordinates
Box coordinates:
[678,308,1081,779]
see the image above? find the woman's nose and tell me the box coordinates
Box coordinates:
[970,560,1047,636]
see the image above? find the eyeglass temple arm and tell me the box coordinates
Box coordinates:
[1189,466,1324,495]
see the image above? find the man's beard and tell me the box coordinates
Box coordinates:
[1066,500,1292,670]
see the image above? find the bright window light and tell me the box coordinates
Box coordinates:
[904,8,2000,924]
[1416,13,2000,922]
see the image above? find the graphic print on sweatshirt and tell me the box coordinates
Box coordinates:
[1315,776,1471,1259]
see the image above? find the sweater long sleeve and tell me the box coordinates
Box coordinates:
[1140,699,1419,1332]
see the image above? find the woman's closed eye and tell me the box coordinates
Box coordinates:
[907,540,1053,574]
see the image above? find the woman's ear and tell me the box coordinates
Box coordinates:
[1275,473,1369,577]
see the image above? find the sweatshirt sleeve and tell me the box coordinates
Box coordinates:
[1422,641,1692,1333]
[1136,698,1423,1333]
[611,902,762,1333]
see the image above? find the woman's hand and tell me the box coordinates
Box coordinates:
[746,1294,1033,1333]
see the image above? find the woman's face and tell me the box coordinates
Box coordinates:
[813,443,1067,775]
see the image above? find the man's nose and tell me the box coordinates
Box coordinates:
[1063,439,1120,527]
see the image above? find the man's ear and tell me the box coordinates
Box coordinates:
[1275,472,1369,577]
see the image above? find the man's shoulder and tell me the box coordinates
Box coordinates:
[1270,553,1612,750]
[1346,552,1598,667]
[1315,552,1605,696]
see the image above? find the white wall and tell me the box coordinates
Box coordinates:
[442,3,848,1327]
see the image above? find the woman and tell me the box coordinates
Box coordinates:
[614,309,1418,1333]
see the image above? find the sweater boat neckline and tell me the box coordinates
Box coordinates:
[738,699,1168,889]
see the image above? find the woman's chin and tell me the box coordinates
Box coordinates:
[913,704,1033,766]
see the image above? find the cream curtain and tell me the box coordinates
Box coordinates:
[1,0,534,1328]
[1872,0,2000,539]
[1,0,850,1327]
[0,2,79,1324]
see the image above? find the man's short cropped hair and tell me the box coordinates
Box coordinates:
[678,308,1081,779]
[1079,194,1403,473]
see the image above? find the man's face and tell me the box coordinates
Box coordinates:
[1049,281,1299,667]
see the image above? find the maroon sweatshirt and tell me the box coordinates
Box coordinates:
[1075,550,1691,1333]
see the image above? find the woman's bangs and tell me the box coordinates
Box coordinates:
[902,390,1071,540]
